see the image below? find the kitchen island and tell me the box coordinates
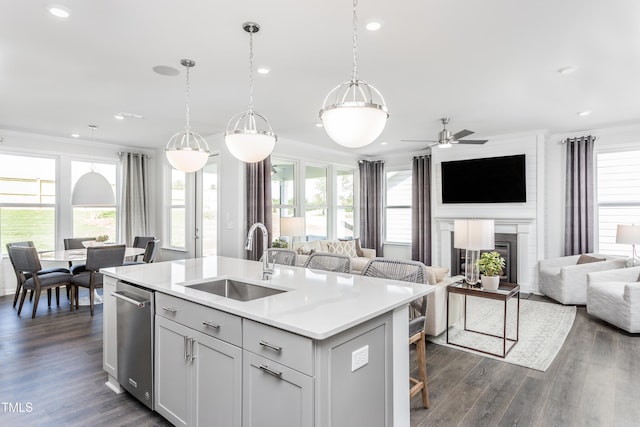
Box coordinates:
[101,256,434,427]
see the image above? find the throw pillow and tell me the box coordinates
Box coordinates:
[327,240,357,258]
[426,266,449,282]
[338,237,364,257]
[577,254,604,264]
[296,245,312,255]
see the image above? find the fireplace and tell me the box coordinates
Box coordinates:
[450,233,518,283]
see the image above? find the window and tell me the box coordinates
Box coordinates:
[385,170,412,244]
[170,169,186,248]
[0,154,56,251]
[597,150,640,256]
[271,159,296,238]
[336,169,354,239]
[71,161,117,240]
[305,165,328,240]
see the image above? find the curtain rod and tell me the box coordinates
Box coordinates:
[560,136,598,144]
[117,151,151,158]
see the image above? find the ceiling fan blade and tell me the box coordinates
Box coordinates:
[452,129,474,140]
[400,139,438,143]
[457,139,488,145]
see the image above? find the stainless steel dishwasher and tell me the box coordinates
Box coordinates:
[112,280,155,410]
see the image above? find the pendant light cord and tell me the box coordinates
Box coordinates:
[248,28,255,113]
[351,0,358,82]
[184,65,192,133]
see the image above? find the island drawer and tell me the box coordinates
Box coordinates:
[243,319,314,375]
[156,293,242,347]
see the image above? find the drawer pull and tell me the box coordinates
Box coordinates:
[259,364,282,378]
[259,340,282,352]
[202,321,220,329]
[162,306,177,314]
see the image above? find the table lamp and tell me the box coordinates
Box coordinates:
[616,224,640,266]
[280,217,305,246]
[454,219,495,285]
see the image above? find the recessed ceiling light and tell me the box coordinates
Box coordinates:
[114,114,125,120]
[256,66,271,74]
[47,5,71,18]
[577,110,592,116]
[152,65,180,76]
[380,141,388,145]
[71,133,80,138]
[315,123,324,128]
[558,66,576,75]
[366,20,382,31]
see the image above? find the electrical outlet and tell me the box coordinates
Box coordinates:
[351,345,369,372]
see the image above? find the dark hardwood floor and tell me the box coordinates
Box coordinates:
[1,291,638,426]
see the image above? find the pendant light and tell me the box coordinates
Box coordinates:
[165,59,210,173]
[71,125,116,206]
[225,22,277,163]
[319,0,389,148]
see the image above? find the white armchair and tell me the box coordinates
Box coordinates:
[587,266,640,333]
[538,254,626,305]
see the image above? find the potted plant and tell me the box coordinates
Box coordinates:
[272,237,288,248]
[476,251,505,290]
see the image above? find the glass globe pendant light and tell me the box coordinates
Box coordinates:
[165,59,210,173]
[225,22,277,163]
[319,0,389,148]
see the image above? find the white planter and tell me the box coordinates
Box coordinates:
[481,275,500,290]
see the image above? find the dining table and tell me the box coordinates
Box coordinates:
[39,246,146,305]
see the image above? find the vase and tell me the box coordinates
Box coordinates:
[481,275,500,290]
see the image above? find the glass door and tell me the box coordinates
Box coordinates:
[195,157,218,257]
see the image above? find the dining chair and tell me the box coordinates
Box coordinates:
[261,248,297,266]
[6,241,70,308]
[303,252,351,273]
[9,245,74,318]
[70,244,126,316]
[361,257,430,408]
[123,239,159,265]
[64,237,96,275]
[132,236,155,262]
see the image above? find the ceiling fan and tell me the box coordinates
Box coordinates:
[401,118,488,148]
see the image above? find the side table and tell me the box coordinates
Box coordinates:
[446,281,520,358]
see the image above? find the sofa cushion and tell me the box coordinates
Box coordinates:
[577,254,604,264]
[351,257,370,273]
[327,240,357,258]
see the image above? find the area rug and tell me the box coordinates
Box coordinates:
[428,297,576,371]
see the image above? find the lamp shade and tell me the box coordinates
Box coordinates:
[165,146,210,173]
[281,217,305,237]
[224,130,276,163]
[454,219,495,250]
[320,102,388,148]
[616,224,640,244]
[71,171,115,206]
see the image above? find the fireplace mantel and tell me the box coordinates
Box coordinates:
[435,218,535,293]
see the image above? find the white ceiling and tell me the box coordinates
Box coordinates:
[2,0,640,156]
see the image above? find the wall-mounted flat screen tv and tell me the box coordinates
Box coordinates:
[441,154,526,203]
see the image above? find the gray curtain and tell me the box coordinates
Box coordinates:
[119,153,149,245]
[564,136,595,255]
[412,155,431,265]
[359,160,384,256]
[246,157,273,261]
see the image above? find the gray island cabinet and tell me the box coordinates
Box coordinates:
[101,256,433,427]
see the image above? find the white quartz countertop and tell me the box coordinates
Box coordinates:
[101,256,434,340]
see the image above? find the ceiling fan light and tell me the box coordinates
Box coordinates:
[439,142,452,148]
[320,102,388,148]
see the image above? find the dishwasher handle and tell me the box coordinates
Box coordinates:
[111,291,149,308]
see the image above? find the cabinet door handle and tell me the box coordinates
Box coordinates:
[184,336,189,361]
[189,338,196,363]
[259,340,282,352]
[162,306,177,314]
[259,364,282,378]
[202,321,220,329]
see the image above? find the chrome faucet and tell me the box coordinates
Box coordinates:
[245,222,273,280]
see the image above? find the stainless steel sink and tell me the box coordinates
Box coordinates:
[185,279,286,301]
